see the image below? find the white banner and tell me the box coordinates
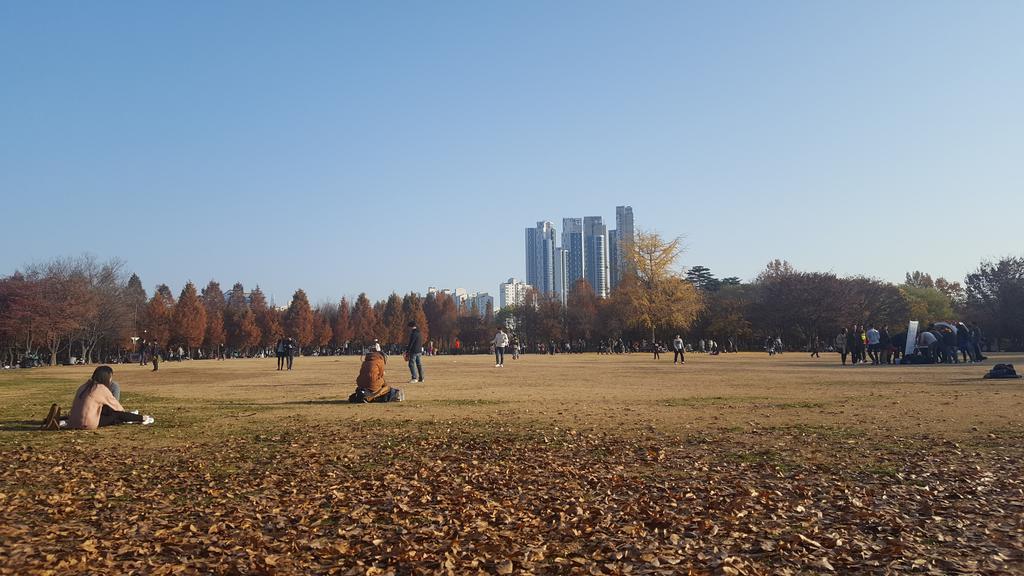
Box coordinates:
[905,320,919,357]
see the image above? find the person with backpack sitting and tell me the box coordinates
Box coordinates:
[349,350,404,403]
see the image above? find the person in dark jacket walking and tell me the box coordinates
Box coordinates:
[148,341,160,372]
[405,321,424,383]
[275,338,286,370]
[285,337,297,370]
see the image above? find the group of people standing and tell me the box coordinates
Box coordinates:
[836,325,897,365]
[834,322,986,366]
[275,337,298,370]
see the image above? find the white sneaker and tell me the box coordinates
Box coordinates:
[495,364,501,367]
[141,415,154,425]
[409,379,418,384]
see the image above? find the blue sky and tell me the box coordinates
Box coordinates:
[2,1,1021,304]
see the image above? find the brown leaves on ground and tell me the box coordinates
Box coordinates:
[1,425,1022,575]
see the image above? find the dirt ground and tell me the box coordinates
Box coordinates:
[1,352,1022,574]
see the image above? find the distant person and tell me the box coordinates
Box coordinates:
[349,350,403,403]
[672,335,685,364]
[285,337,297,370]
[836,328,849,365]
[138,340,147,366]
[148,341,160,371]
[866,325,880,365]
[275,338,286,370]
[809,335,820,358]
[493,328,509,367]
[65,366,153,430]
[968,322,987,361]
[405,321,424,383]
[846,326,860,365]
[879,325,892,364]
[511,337,521,360]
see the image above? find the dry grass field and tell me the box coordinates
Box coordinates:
[1,352,1022,575]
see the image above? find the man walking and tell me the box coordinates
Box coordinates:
[672,335,685,364]
[406,321,424,383]
[493,328,509,367]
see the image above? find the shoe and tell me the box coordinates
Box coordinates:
[395,389,405,402]
[40,404,60,431]
[495,364,500,367]
[409,379,418,384]
[418,380,424,383]
[141,415,155,425]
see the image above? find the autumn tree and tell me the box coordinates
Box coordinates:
[349,293,378,346]
[285,289,314,349]
[401,293,429,344]
[565,279,598,341]
[311,306,333,353]
[423,292,458,351]
[143,284,174,348]
[250,286,280,350]
[613,231,703,343]
[202,281,227,356]
[172,282,207,357]
[381,293,406,345]
[333,297,353,349]
[224,282,250,351]
[900,284,954,327]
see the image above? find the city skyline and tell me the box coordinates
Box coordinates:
[525,206,634,302]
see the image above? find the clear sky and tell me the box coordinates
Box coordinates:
[2,1,1021,304]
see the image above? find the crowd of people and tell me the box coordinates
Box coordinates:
[833,322,987,366]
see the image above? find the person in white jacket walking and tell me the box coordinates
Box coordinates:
[672,335,686,364]
[493,328,510,367]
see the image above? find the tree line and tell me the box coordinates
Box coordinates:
[1,244,1022,366]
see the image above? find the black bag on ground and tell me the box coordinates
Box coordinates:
[983,364,1021,379]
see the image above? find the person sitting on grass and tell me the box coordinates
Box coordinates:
[349,350,404,403]
[50,366,153,430]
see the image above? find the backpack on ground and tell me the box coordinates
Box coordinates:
[983,364,1021,379]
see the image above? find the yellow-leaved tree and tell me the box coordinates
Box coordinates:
[613,230,703,343]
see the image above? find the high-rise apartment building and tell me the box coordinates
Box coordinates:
[525,221,557,295]
[552,247,568,305]
[561,218,585,292]
[611,205,634,290]
[608,229,619,290]
[466,292,493,316]
[583,216,609,298]
[498,278,532,310]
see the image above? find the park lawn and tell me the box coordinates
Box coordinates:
[1,352,1022,575]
